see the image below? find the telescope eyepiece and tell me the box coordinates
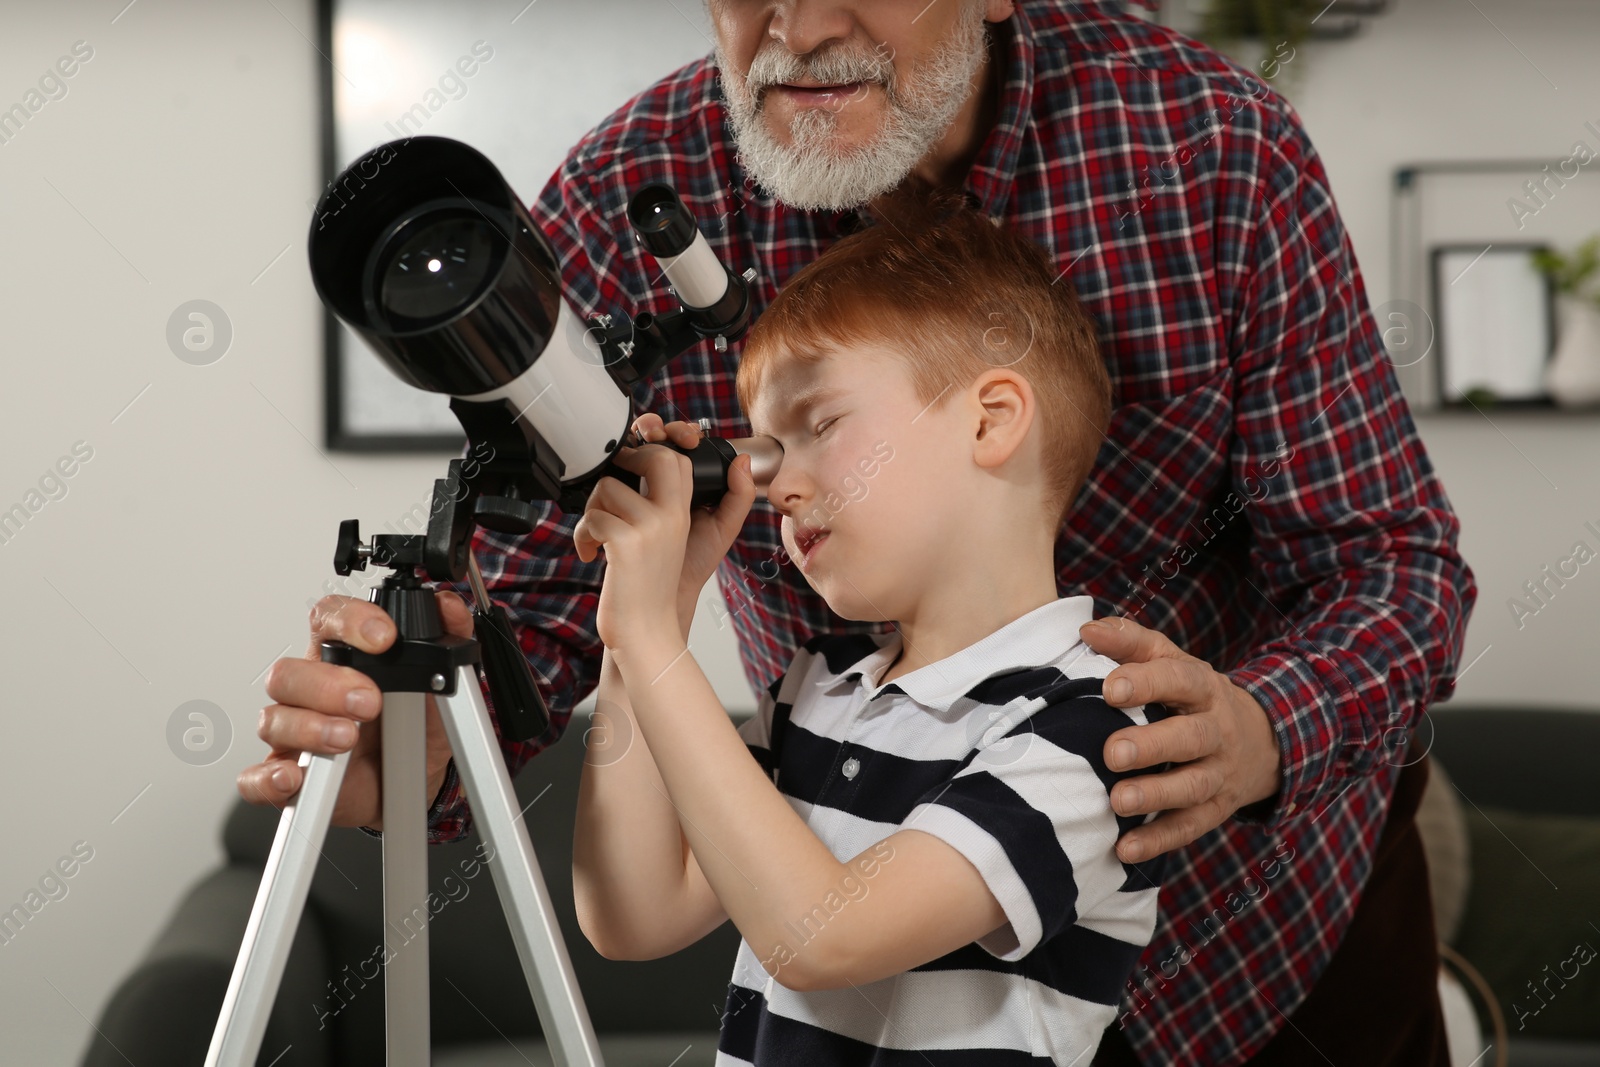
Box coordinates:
[628,184,698,259]
[626,183,750,335]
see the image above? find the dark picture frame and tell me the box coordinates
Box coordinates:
[312,0,715,452]
[313,0,465,453]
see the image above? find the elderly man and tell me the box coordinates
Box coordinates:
[242,2,1475,1063]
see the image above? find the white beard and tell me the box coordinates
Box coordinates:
[715,6,991,212]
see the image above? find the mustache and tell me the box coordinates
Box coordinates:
[745,41,896,100]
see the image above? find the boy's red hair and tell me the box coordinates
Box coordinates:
[736,188,1112,532]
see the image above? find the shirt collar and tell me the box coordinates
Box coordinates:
[961,5,1036,220]
[821,595,1100,712]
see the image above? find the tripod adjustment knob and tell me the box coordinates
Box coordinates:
[333,519,371,576]
[476,495,537,535]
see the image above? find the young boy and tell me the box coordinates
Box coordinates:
[569,192,1170,1066]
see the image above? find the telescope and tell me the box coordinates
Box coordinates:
[205,137,778,1067]
[309,136,778,538]
[307,134,780,742]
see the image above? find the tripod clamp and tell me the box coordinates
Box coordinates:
[328,512,551,743]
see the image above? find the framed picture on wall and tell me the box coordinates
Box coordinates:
[1429,242,1556,408]
[1389,161,1600,411]
[313,0,713,451]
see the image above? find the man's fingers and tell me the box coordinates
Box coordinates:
[263,658,382,721]
[1102,655,1215,710]
[1110,759,1226,816]
[308,595,395,654]
[1115,796,1230,863]
[1105,712,1222,771]
[258,703,365,755]
[1080,614,1184,666]
[238,757,301,807]
[436,588,474,639]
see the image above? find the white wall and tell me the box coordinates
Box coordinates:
[1,0,1597,1063]
[0,2,735,1064]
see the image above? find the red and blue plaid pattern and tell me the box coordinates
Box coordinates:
[422,2,1476,1062]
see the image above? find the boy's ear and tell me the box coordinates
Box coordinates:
[970,370,1034,468]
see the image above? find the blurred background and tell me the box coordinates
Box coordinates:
[1,0,1597,1064]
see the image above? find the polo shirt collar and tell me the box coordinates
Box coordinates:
[822,595,1100,712]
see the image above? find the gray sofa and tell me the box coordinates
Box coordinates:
[80,714,739,1066]
[1421,706,1600,1067]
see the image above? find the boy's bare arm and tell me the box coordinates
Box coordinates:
[610,634,1012,992]
[572,644,726,959]
[803,830,1008,989]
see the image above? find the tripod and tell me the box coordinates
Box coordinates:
[205,518,604,1067]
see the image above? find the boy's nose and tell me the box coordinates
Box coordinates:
[768,466,813,517]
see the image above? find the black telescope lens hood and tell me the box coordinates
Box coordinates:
[307,136,568,397]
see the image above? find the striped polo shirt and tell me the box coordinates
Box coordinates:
[717,595,1171,1066]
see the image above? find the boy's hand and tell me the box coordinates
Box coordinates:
[624,413,757,635]
[572,424,754,650]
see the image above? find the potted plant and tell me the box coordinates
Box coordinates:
[1190,0,1324,94]
[1199,0,1324,53]
[1531,236,1600,408]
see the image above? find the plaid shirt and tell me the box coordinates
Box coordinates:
[420,1,1477,1062]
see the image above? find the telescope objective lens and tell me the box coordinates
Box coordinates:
[371,208,503,329]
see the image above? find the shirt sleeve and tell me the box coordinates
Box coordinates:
[1219,102,1477,829]
[414,149,661,845]
[899,683,1165,962]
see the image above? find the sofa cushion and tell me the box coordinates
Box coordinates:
[1451,805,1600,1039]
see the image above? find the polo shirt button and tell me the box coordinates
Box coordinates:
[842,757,860,779]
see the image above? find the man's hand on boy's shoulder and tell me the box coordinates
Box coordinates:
[1078,615,1282,864]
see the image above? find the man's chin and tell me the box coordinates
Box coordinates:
[760,104,887,154]
[733,96,929,211]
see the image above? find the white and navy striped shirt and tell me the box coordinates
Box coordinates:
[716,595,1170,1066]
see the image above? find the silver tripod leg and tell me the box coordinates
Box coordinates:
[205,746,353,1067]
[207,669,603,1067]
[381,692,431,1067]
[437,665,605,1067]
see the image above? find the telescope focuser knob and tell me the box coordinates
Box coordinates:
[476,495,537,535]
[334,519,370,576]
